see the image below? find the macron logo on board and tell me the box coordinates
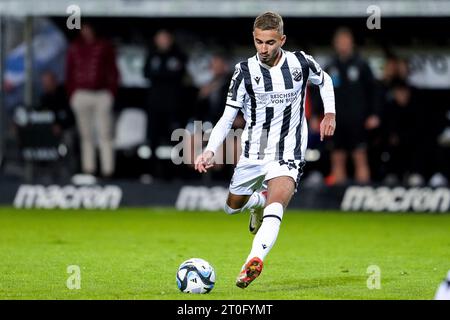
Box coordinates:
[176,186,228,211]
[14,185,123,209]
[341,186,450,212]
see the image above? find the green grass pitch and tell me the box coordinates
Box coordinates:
[0,207,449,300]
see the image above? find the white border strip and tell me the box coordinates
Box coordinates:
[0,0,450,17]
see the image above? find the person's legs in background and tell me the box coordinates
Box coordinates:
[328,122,349,185]
[329,122,371,185]
[329,149,347,184]
[71,90,96,175]
[352,147,371,184]
[95,90,115,178]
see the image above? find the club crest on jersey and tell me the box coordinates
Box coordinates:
[254,76,261,84]
[291,68,303,82]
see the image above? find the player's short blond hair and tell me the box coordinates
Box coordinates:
[253,11,284,35]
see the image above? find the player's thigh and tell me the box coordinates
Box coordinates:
[265,159,305,208]
[228,157,265,204]
[226,193,251,209]
[266,176,295,209]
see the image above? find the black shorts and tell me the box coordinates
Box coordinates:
[331,122,367,151]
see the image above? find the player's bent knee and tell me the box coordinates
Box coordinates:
[224,204,241,215]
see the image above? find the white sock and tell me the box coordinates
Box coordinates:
[241,191,266,211]
[224,204,240,215]
[245,202,283,263]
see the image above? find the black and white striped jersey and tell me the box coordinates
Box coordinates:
[226,49,325,161]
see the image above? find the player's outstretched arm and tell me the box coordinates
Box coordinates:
[194,106,239,173]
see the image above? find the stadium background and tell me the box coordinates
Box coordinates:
[0,1,449,211]
[0,0,449,300]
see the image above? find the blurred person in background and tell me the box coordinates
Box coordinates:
[144,29,187,168]
[39,70,74,136]
[381,78,421,185]
[325,27,380,185]
[37,70,76,179]
[196,53,234,125]
[185,53,245,178]
[379,54,409,105]
[299,86,330,186]
[66,21,119,179]
[368,54,408,182]
[380,55,400,103]
[434,109,450,187]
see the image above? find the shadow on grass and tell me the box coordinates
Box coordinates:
[252,275,395,293]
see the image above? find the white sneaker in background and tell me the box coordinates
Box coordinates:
[406,173,425,187]
[71,174,97,185]
[429,172,448,188]
[383,174,400,186]
[438,127,450,147]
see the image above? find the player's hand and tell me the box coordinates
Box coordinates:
[194,150,215,173]
[320,113,336,141]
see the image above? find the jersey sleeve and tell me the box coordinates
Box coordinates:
[225,63,246,109]
[300,51,335,114]
[204,106,239,155]
[303,53,325,86]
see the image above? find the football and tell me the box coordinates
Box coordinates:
[176,258,216,294]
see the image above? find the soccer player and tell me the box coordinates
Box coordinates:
[435,270,450,300]
[194,12,336,288]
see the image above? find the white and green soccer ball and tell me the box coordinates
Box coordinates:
[176,258,216,294]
